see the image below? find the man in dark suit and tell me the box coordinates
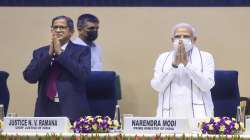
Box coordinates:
[23,16,91,122]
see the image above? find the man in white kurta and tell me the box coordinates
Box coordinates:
[151,23,215,119]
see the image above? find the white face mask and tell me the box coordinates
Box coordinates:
[173,38,193,52]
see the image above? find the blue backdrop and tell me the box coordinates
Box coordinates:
[0,0,250,6]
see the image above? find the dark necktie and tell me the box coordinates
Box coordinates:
[46,61,60,100]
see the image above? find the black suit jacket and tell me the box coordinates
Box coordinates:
[23,41,91,121]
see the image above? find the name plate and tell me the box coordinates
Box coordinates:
[123,117,191,134]
[3,117,72,133]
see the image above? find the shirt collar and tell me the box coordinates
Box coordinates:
[61,41,69,50]
[74,37,96,47]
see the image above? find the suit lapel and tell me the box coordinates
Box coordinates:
[57,40,75,78]
[64,40,74,56]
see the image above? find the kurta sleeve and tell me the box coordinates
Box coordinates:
[151,53,177,93]
[185,52,215,92]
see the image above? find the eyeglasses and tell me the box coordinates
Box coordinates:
[174,35,191,39]
[51,25,68,30]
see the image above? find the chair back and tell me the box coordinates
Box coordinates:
[86,71,119,119]
[211,70,240,117]
[0,71,10,116]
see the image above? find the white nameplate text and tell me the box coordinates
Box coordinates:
[3,117,72,133]
[123,117,191,134]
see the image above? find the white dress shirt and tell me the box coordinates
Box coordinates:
[73,37,103,71]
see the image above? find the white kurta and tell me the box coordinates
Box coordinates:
[151,46,215,119]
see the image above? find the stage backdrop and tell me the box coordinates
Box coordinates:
[0,7,249,116]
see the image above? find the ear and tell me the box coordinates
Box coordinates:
[171,37,174,42]
[193,37,197,43]
[78,27,86,35]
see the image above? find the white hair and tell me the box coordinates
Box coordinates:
[171,23,197,38]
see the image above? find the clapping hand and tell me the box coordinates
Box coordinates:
[49,34,62,56]
[173,40,188,66]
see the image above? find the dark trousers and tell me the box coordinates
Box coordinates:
[45,98,62,117]
[45,98,75,124]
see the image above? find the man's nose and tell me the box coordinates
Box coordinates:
[55,28,62,32]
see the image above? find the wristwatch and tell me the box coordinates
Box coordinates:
[172,64,178,68]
